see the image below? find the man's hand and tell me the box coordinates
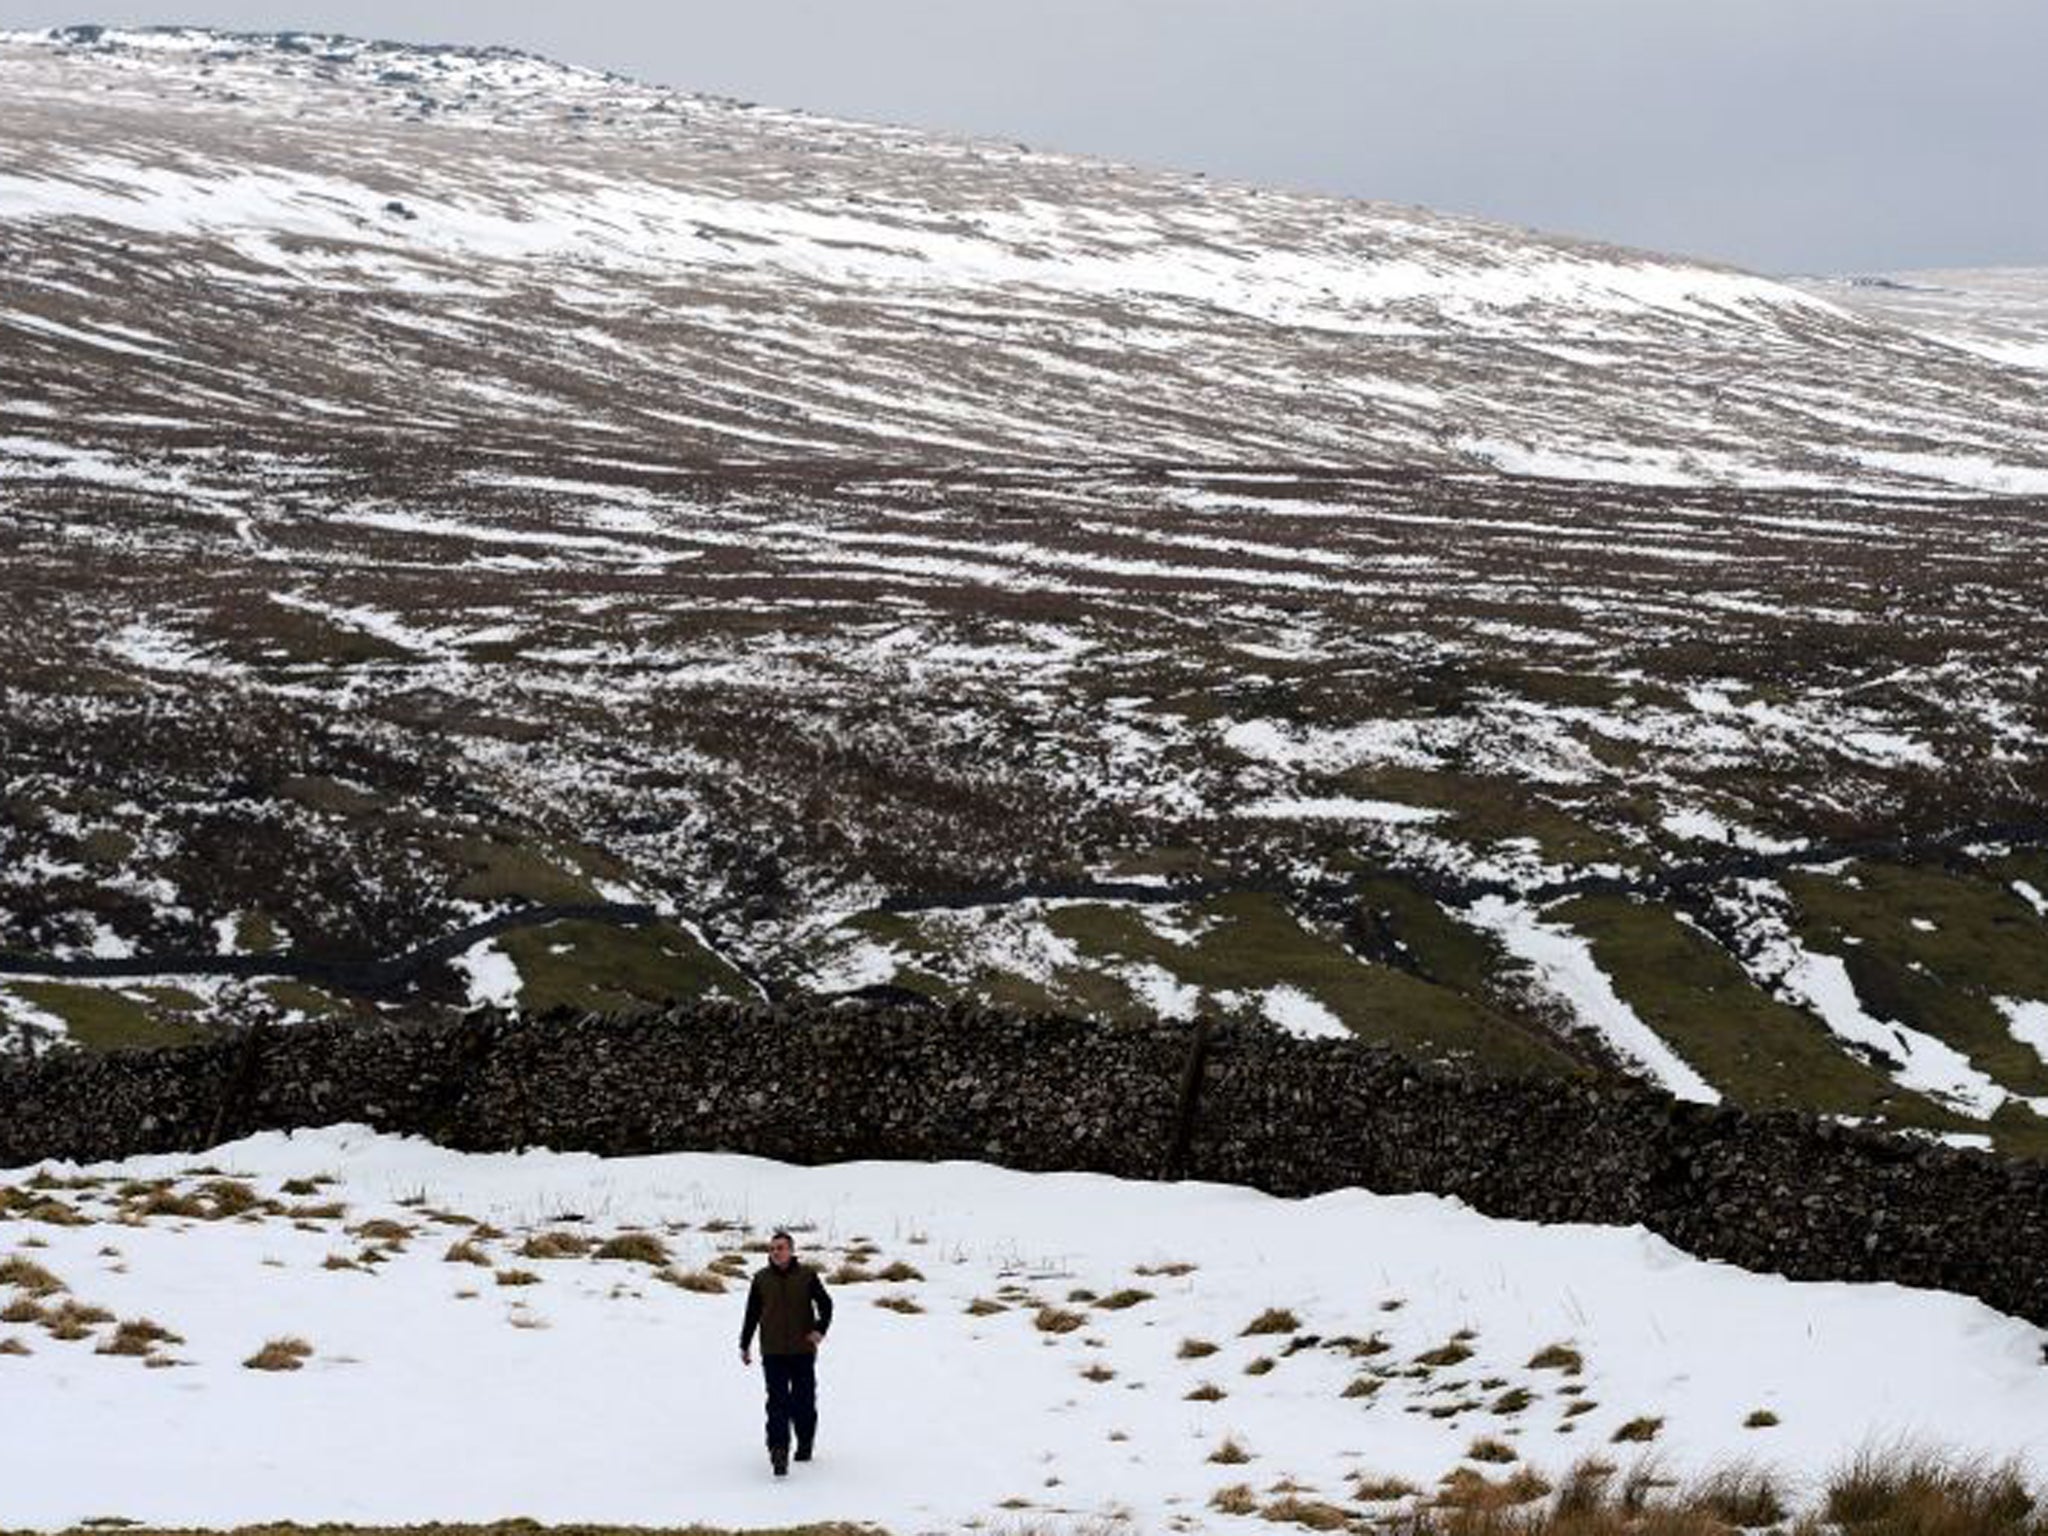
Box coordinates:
[806,1330,824,1349]
[740,1347,751,1367]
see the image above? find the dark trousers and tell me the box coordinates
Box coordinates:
[761,1352,817,1453]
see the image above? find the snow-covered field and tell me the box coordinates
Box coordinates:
[4,1127,2045,1533]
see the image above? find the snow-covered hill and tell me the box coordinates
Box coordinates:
[5,1127,2045,1531]
[2,25,2046,491]
[1795,268,2048,376]
[3,27,2047,1156]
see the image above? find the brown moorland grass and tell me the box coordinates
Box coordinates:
[1387,1449,2046,1536]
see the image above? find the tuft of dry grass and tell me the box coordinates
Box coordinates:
[1179,1337,1220,1360]
[1033,1305,1085,1335]
[1825,1445,2035,1533]
[443,1240,492,1267]
[1136,1260,1197,1277]
[1094,1288,1155,1311]
[1259,1494,1352,1529]
[1209,1436,1252,1465]
[1079,1361,1116,1383]
[1244,1355,1276,1377]
[592,1233,670,1266]
[0,1336,30,1357]
[874,1260,924,1283]
[41,1299,113,1341]
[1529,1343,1585,1374]
[1744,1409,1780,1429]
[1185,1382,1227,1402]
[1467,1436,1518,1464]
[0,1255,65,1297]
[827,1261,875,1285]
[1436,1465,1555,1511]
[1693,1465,1788,1528]
[1242,1307,1301,1336]
[1356,1474,1420,1501]
[519,1232,592,1261]
[660,1268,728,1294]
[873,1294,924,1315]
[348,1218,414,1246]
[1612,1416,1664,1444]
[965,1297,1008,1316]
[1417,1339,1476,1368]
[1493,1387,1536,1415]
[1,1297,46,1326]
[494,1268,542,1288]
[1210,1483,1258,1516]
[244,1336,314,1371]
[1342,1375,1382,1399]
[321,1253,361,1272]
[96,1318,183,1358]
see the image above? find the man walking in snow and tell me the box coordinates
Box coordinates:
[738,1228,834,1477]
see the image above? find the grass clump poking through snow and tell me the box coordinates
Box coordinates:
[1694,1465,1789,1528]
[592,1232,669,1265]
[1745,1409,1781,1428]
[1185,1381,1227,1402]
[1034,1305,1085,1334]
[1825,1447,2036,1533]
[1093,1287,1153,1311]
[1467,1436,1518,1464]
[1260,1493,1353,1529]
[519,1231,592,1260]
[1210,1483,1258,1516]
[660,1268,728,1295]
[1611,1416,1664,1444]
[244,1336,314,1371]
[0,1255,64,1297]
[1209,1435,1252,1465]
[1179,1337,1220,1359]
[96,1318,183,1358]
[1528,1342,1585,1374]
[1242,1306,1300,1336]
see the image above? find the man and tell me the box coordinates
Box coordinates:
[738,1228,834,1477]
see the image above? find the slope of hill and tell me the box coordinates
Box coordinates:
[3,27,2048,1153]
[4,1127,2046,1530]
[1796,268,2048,374]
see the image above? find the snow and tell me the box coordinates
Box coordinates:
[1243,796,1447,825]
[1465,897,1720,1104]
[2015,881,2048,919]
[1731,885,2010,1120]
[1997,998,2048,1069]
[450,939,522,1009]
[1255,985,1348,1040]
[4,1126,2046,1532]
[1660,806,1806,856]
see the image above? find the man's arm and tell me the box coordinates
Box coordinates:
[739,1276,763,1352]
[808,1271,834,1337]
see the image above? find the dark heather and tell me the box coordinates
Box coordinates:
[740,1260,833,1355]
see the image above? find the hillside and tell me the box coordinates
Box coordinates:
[2,27,2047,1153]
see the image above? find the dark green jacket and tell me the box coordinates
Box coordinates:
[740,1260,833,1355]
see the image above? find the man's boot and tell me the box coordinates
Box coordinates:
[771,1447,789,1477]
[795,1441,813,1463]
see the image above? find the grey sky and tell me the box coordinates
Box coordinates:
[9,0,2046,274]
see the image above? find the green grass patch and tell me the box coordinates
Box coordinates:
[5,984,220,1054]
[1551,893,1978,1131]
[498,920,752,1014]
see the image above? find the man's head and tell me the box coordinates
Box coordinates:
[769,1229,795,1269]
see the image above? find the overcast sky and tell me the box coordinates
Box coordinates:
[9,0,2046,274]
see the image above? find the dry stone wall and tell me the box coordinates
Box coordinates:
[3,1002,2045,1328]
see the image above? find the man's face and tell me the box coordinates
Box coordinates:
[770,1236,794,1268]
